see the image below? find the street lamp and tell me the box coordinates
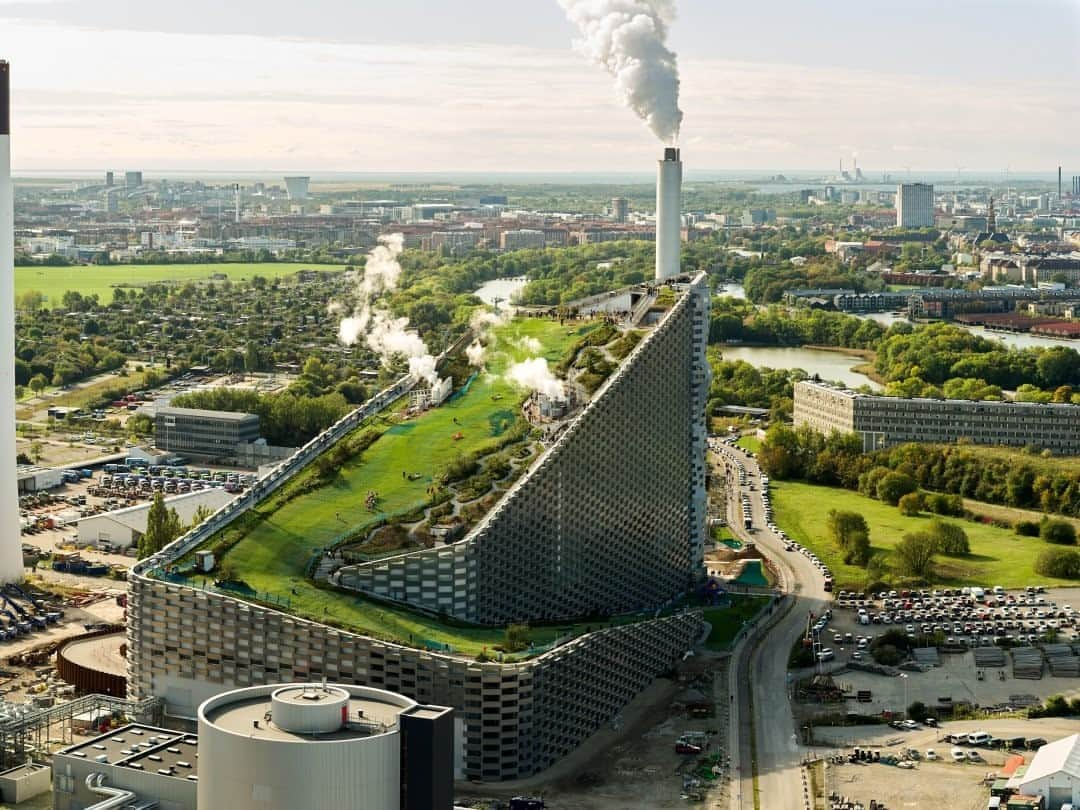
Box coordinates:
[899,673,909,717]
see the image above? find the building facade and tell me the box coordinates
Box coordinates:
[794,380,1080,454]
[896,182,935,228]
[336,277,711,624]
[128,277,712,782]
[154,406,260,458]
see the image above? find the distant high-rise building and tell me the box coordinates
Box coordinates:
[124,171,143,188]
[896,183,934,228]
[104,171,114,187]
[284,176,310,201]
[1073,175,1080,197]
[611,196,629,223]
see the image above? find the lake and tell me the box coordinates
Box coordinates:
[718,345,881,390]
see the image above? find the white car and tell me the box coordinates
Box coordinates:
[816,649,835,662]
[925,749,939,760]
[950,748,967,762]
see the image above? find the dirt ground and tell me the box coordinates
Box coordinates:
[457,653,734,809]
[813,718,1080,810]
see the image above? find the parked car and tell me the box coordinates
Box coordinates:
[950,748,967,762]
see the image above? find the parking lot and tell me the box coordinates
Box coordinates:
[793,586,1080,722]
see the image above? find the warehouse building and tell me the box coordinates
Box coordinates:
[154,407,260,458]
[794,380,1080,454]
[77,488,234,551]
[1015,733,1080,810]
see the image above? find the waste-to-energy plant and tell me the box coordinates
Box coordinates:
[128,150,710,781]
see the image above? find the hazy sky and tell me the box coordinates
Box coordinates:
[2,0,1078,173]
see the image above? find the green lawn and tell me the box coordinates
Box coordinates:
[703,595,770,651]
[200,317,600,650]
[736,435,761,454]
[16,262,341,302]
[771,480,1075,590]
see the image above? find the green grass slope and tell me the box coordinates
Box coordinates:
[771,480,1074,591]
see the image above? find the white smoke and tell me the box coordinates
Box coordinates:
[466,340,487,368]
[558,0,683,144]
[463,308,510,369]
[514,336,543,354]
[334,234,443,387]
[506,357,566,399]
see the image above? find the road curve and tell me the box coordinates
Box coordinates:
[716,442,828,810]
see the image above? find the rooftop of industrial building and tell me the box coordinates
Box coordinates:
[155,405,259,422]
[204,690,405,742]
[57,724,199,779]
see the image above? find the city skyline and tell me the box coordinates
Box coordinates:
[1,0,1077,173]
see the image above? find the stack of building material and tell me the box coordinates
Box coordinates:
[1010,647,1044,680]
[974,646,1006,668]
[912,647,940,667]
[1042,643,1080,677]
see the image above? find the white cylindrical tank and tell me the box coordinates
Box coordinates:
[0,62,24,583]
[197,683,416,810]
[655,146,682,281]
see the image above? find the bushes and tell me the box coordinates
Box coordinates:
[827,510,871,566]
[925,492,964,517]
[876,471,918,506]
[927,519,970,555]
[898,491,923,516]
[1034,547,1080,578]
[1015,520,1041,537]
[894,531,938,580]
[1041,518,1077,546]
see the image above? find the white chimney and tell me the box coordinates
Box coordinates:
[0,61,23,582]
[655,147,682,281]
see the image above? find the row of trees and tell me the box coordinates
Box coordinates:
[760,424,1080,519]
[137,495,214,559]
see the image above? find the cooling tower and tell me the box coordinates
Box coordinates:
[0,62,24,582]
[655,147,682,281]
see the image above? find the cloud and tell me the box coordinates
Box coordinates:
[1,19,1076,171]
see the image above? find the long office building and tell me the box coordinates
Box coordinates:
[128,275,712,782]
[896,182,935,227]
[154,406,260,457]
[794,380,1080,454]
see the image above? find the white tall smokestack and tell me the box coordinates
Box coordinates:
[0,61,24,583]
[655,146,682,281]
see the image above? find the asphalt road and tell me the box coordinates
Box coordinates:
[716,443,829,810]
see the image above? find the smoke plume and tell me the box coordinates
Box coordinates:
[335,234,442,387]
[506,357,566,399]
[558,0,683,143]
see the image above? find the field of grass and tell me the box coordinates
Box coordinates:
[205,317,599,647]
[703,595,770,651]
[771,480,1076,590]
[736,435,761,454]
[16,262,342,302]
